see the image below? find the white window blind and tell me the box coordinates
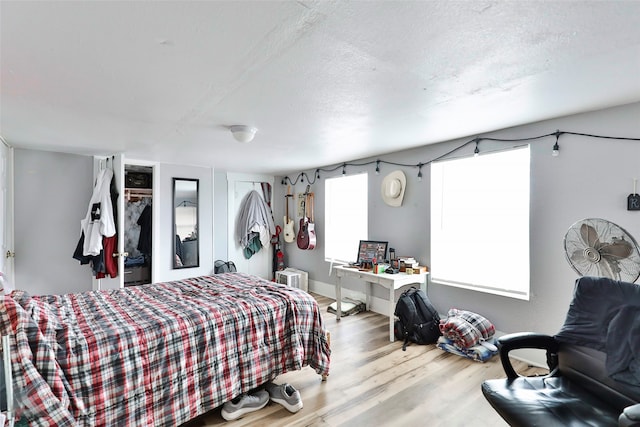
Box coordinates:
[325,173,368,263]
[430,145,530,300]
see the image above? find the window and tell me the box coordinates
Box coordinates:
[325,173,368,263]
[430,145,530,300]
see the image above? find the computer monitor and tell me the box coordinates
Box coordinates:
[356,240,388,264]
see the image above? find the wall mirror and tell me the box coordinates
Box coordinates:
[173,178,199,269]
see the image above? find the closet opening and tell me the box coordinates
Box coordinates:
[123,164,153,286]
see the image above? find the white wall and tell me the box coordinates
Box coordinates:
[277,101,640,338]
[213,170,228,261]
[14,149,94,295]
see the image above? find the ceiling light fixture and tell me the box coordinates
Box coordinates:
[230,125,257,143]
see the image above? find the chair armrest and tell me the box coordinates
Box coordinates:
[497,332,559,379]
[620,403,640,427]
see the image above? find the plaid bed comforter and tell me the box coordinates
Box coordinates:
[0,273,330,426]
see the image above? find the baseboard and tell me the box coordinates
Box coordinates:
[310,278,548,368]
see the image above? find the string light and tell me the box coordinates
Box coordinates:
[552,130,560,157]
[279,130,640,186]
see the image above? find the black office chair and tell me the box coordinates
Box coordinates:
[482,276,640,427]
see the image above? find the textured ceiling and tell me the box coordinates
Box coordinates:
[1,1,639,174]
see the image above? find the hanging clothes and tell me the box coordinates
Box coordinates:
[73,164,118,279]
[137,204,152,257]
[98,170,120,278]
[235,190,275,258]
[96,236,117,279]
[80,168,116,256]
[243,232,263,259]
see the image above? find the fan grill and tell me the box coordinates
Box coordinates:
[564,218,640,283]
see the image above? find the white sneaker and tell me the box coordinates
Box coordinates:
[265,382,303,413]
[221,390,269,421]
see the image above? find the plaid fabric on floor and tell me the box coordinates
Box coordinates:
[0,273,330,426]
[439,308,495,349]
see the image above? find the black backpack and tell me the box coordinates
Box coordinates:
[394,287,441,351]
[214,260,237,274]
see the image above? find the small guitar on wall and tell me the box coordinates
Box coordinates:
[283,186,295,243]
[297,185,311,250]
[306,191,316,250]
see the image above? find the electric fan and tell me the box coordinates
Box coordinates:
[564,218,640,283]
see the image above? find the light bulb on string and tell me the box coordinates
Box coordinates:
[552,131,560,157]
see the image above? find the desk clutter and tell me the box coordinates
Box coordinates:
[347,255,428,275]
[394,256,429,274]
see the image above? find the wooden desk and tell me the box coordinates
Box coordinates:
[333,265,429,342]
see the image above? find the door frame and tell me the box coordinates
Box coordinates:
[92,156,160,290]
[124,159,159,285]
[0,136,14,284]
[227,173,274,279]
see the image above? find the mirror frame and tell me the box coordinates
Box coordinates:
[173,178,199,269]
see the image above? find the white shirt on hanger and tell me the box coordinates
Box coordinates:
[81,168,116,256]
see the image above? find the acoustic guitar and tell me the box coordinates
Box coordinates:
[306,192,316,250]
[297,185,311,250]
[283,186,295,243]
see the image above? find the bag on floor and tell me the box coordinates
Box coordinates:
[214,260,237,274]
[394,287,441,351]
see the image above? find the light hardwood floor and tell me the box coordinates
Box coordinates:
[183,293,543,427]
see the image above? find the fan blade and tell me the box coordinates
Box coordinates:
[600,239,634,259]
[570,249,587,263]
[580,223,601,248]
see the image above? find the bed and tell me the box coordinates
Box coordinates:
[0,272,331,426]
